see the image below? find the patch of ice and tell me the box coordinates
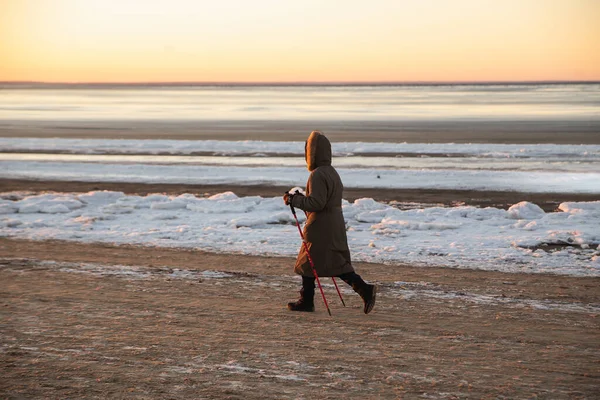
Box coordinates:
[0,202,18,214]
[209,191,238,201]
[507,201,545,220]
[17,194,83,214]
[101,203,135,214]
[200,270,233,279]
[387,282,600,313]
[165,366,193,374]
[78,191,125,205]
[273,374,306,381]
[559,201,600,217]
[1,218,23,228]
[151,201,188,210]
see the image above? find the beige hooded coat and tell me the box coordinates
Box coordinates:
[290,131,355,277]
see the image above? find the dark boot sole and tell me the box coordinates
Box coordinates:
[287,303,315,312]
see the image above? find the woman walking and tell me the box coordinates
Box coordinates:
[284,131,377,314]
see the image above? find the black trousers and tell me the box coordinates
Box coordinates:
[301,272,365,299]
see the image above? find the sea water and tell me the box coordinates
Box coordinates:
[2,83,599,122]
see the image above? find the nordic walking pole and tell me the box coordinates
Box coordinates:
[331,276,346,307]
[289,202,332,316]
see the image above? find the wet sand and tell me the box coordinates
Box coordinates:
[2,119,600,143]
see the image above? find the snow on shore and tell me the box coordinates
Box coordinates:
[1,191,599,276]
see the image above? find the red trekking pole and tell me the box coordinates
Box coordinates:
[288,197,346,315]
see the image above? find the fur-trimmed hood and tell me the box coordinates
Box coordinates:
[305,131,332,171]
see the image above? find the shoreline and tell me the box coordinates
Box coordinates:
[1,179,598,211]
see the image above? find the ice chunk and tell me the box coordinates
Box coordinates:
[446,206,507,220]
[208,191,238,201]
[1,218,23,227]
[42,204,71,214]
[231,212,293,228]
[523,221,539,231]
[78,191,125,205]
[0,203,17,214]
[559,201,600,217]
[507,202,545,220]
[353,198,387,210]
[18,196,82,214]
[355,209,388,223]
[101,203,135,214]
[148,214,178,220]
[151,201,188,210]
[187,196,260,214]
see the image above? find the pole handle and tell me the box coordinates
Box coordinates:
[285,191,297,216]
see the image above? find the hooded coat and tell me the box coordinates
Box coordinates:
[290,131,355,277]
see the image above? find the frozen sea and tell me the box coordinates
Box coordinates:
[0,138,599,192]
[0,138,599,277]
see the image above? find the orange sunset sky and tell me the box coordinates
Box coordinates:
[1,0,599,83]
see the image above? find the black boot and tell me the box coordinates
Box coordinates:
[355,282,377,314]
[339,272,377,314]
[288,276,315,312]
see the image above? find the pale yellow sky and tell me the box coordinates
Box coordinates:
[1,0,599,82]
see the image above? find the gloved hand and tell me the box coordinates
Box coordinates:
[283,192,292,205]
[283,190,304,206]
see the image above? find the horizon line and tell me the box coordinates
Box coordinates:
[1,79,599,87]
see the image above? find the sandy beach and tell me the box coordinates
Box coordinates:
[1,238,599,399]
